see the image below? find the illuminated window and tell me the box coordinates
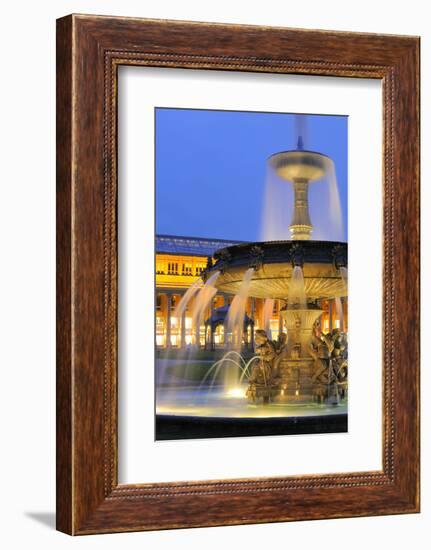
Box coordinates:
[155,262,165,275]
[214,325,224,344]
[168,262,179,275]
[200,326,206,347]
[156,317,165,347]
[182,263,193,276]
[182,316,194,346]
[170,335,179,347]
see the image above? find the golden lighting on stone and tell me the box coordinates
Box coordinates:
[215,262,346,300]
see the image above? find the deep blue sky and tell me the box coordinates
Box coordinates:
[155,108,348,242]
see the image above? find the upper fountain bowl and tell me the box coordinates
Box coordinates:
[268,150,328,182]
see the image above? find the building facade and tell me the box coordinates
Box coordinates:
[155,235,347,351]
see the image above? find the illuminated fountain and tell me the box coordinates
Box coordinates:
[205,136,348,405]
[156,133,348,433]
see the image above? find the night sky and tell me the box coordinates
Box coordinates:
[155,108,348,242]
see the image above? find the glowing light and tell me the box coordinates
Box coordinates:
[226,388,245,398]
[295,389,300,396]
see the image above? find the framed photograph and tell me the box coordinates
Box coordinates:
[56,14,420,534]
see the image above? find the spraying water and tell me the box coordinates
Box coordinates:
[173,278,203,320]
[224,268,254,387]
[198,351,259,391]
[191,271,220,344]
[288,266,307,308]
[226,268,254,348]
[157,282,203,390]
[339,266,348,295]
[263,298,275,337]
[304,157,344,242]
[335,297,344,332]
[294,114,308,149]
[260,166,293,241]
[324,158,344,241]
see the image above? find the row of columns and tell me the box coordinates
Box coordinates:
[158,291,231,349]
[158,292,265,350]
[158,293,347,349]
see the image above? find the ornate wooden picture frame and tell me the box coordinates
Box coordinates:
[56,14,420,534]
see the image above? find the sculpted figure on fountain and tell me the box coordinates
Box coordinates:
[309,320,348,403]
[246,330,287,403]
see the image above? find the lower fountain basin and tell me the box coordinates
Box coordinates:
[156,386,347,419]
[155,386,347,440]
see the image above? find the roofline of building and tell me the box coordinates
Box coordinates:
[156,234,247,244]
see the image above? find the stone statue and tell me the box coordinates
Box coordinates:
[309,322,333,384]
[308,321,348,402]
[246,330,287,403]
[331,330,348,397]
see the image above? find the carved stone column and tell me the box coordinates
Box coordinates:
[289,179,313,240]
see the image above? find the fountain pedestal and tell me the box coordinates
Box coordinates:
[281,305,323,358]
[275,358,314,403]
